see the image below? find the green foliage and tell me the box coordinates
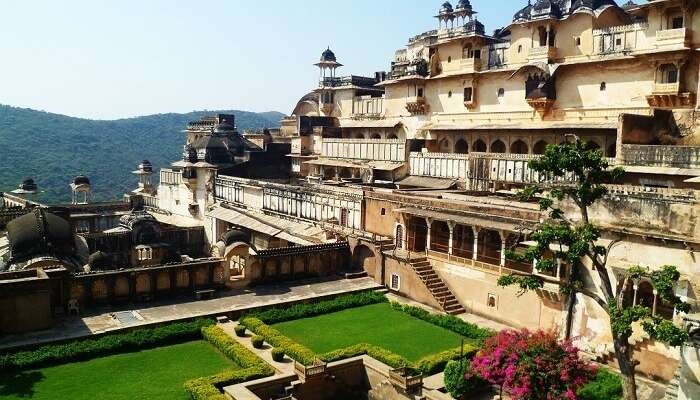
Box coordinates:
[246,290,387,325]
[271,348,285,362]
[240,317,317,365]
[444,359,488,399]
[250,336,265,349]
[0,105,284,203]
[0,319,214,372]
[233,325,246,337]
[578,369,623,400]
[388,301,494,341]
[184,325,275,400]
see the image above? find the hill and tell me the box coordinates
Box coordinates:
[0,105,285,203]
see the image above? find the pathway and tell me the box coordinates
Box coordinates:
[0,277,381,350]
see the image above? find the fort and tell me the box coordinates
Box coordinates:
[3,1,700,399]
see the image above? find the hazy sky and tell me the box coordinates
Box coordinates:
[0,0,513,120]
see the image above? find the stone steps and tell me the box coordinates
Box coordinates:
[408,258,465,315]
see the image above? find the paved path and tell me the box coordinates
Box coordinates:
[0,277,381,350]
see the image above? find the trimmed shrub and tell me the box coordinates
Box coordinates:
[240,317,316,365]
[0,319,214,372]
[415,345,478,376]
[185,325,275,400]
[578,369,623,400]
[251,336,265,349]
[390,302,493,341]
[271,348,285,362]
[247,290,387,324]
[234,325,246,337]
[444,359,488,399]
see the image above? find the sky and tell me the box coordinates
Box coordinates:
[0,0,514,120]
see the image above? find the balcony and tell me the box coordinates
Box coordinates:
[528,46,557,63]
[646,82,695,109]
[322,138,406,162]
[655,28,691,49]
[592,22,648,55]
[352,96,383,119]
[405,97,429,115]
[459,57,482,73]
[321,103,335,115]
[620,144,700,169]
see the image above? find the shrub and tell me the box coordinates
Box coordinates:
[271,348,285,362]
[415,345,478,376]
[444,359,488,399]
[185,325,275,400]
[0,319,214,372]
[471,329,597,400]
[251,336,265,349]
[248,290,387,324]
[390,302,493,341]
[240,317,316,365]
[578,369,623,400]
[234,325,246,337]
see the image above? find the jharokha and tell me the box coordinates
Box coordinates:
[3,0,700,398]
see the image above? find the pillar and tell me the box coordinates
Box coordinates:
[652,289,659,316]
[472,226,480,260]
[499,231,507,267]
[447,221,456,255]
[426,218,433,251]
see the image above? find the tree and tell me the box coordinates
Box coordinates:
[444,358,488,399]
[470,329,596,400]
[498,140,690,400]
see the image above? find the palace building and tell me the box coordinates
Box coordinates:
[3,0,700,396]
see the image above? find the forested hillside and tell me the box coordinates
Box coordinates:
[0,105,285,203]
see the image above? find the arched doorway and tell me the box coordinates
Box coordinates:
[533,140,549,155]
[510,139,529,154]
[473,139,487,152]
[352,245,375,273]
[438,138,452,153]
[455,139,469,154]
[491,140,506,154]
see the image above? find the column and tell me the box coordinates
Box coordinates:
[425,218,433,251]
[499,231,507,267]
[472,226,480,260]
[546,24,551,47]
[632,279,640,305]
[448,221,456,255]
[652,289,659,316]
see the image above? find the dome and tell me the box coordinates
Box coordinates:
[440,1,453,14]
[214,121,236,134]
[320,48,337,62]
[455,0,472,12]
[532,0,562,19]
[513,4,533,22]
[221,229,250,246]
[6,208,75,262]
[138,160,153,172]
[88,251,112,270]
[19,177,37,192]
[621,0,637,10]
[72,175,90,186]
[465,18,485,35]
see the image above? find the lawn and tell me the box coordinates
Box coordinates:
[273,302,465,361]
[0,340,237,400]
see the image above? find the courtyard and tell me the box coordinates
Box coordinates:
[0,340,237,400]
[273,302,467,362]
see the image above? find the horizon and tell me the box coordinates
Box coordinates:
[0,0,512,120]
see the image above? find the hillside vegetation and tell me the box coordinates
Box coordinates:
[0,105,284,203]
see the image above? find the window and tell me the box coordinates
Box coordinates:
[391,273,400,290]
[448,91,452,98]
[472,49,481,59]
[138,247,153,261]
[447,56,452,63]
[463,87,473,102]
[600,82,606,91]
[417,87,424,97]
[672,16,684,29]
[380,208,386,216]
[575,37,581,46]
[76,220,90,233]
[487,293,498,309]
[615,37,622,46]
[497,88,505,98]
[518,45,522,53]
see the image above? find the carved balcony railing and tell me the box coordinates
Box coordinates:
[593,22,648,55]
[528,46,557,62]
[160,169,183,186]
[352,96,383,119]
[655,27,691,49]
[620,144,700,169]
[322,138,406,162]
[406,97,429,115]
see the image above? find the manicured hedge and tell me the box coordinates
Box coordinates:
[240,317,316,365]
[390,302,493,341]
[248,290,387,324]
[0,319,215,372]
[578,369,623,400]
[184,325,275,400]
[271,348,285,362]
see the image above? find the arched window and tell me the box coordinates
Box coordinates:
[473,139,487,152]
[354,132,366,139]
[600,82,607,91]
[448,91,453,98]
[455,139,469,154]
[438,138,452,153]
[463,44,472,59]
[510,139,529,154]
[497,88,505,98]
[517,45,523,53]
[370,133,381,139]
[491,139,506,154]
[533,140,549,155]
[387,133,399,140]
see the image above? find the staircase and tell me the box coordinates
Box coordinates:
[409,257,465,315]
[594,322,652,365]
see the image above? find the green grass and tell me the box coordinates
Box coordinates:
[0,341,237,400]
[273,302,465,361]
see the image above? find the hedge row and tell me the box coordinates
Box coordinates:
[248,290,387,324]
[184,325,275,400]
[0,319,214,372]
[389,302,494,341]
[240,317,316,365]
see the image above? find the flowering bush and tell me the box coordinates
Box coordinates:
[470,329,596,400]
